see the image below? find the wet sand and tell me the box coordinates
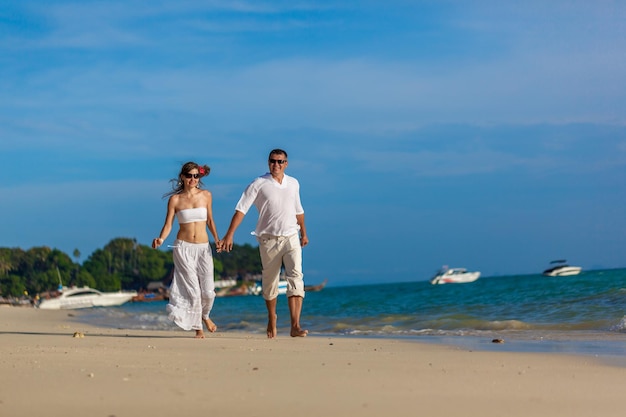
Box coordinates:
[1,307,624,417]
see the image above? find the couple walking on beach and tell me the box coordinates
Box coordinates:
[151,149,309,339]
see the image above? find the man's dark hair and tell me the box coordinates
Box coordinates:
[268,149,288,159]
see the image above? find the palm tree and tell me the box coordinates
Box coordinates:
[0,248,13,276]
[72,248,81,283]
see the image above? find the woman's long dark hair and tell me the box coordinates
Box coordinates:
[163,161,211,199]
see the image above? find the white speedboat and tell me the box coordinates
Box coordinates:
[250,280,288,296]
[542,260,582,277]
[430,266,480,285]
[38,286,137,310]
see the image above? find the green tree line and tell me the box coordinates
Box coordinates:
[0,237,262,297]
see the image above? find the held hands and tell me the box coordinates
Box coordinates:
[221,234,234,253]
[152,238,228,251]
[153,236,305,251]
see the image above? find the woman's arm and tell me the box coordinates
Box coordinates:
[204,191,221,249]
[153,196,177,249]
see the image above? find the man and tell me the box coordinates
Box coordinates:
[222,149,309,338]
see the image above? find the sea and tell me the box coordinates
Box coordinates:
[77,268,626,361]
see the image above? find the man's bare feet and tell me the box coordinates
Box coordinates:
[290,327,308,337]
[267,314,277,339]
[195,330,205,339]
[203,318,217,333]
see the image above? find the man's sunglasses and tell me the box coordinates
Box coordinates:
[269,159,287,165]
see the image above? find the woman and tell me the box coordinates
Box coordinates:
[152,162,221,338]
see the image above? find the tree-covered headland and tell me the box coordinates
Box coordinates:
[0,237,262,298]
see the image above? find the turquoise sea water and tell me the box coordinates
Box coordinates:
[78,268,626,358]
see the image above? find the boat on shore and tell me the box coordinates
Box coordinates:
[543,260,582,277]
[217,278,328,297]
[249,280,288,296]
[216,283,255,297]
[131,292,167,302]
[430,266,480,285]
[38,286,137,310]
[132,281,170,301]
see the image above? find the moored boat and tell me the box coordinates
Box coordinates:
[305,279,328,292]
[131,292,167,302]
[38,286,137,310]
[542,260,582,277]
[430,266,480,285]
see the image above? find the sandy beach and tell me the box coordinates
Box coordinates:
[1,307,624,417]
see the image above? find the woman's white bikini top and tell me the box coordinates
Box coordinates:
[176,207,207,224]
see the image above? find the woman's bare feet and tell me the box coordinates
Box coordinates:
[290,327,308,337]
[203,318,217,333]
[195,330,205,339]
[267,314,277,339]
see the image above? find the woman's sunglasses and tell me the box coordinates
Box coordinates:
[183,173,201,179]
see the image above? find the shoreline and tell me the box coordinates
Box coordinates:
[2,307,626,417]
[70,301,626,361]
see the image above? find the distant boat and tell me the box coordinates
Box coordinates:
[38,287,137,310]
[430,266,480,285]
[305,279,328,292]
[542,260,582,277]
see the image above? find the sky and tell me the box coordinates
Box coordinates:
[1,0,625,287]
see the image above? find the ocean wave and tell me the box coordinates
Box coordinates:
[609,316,626,333]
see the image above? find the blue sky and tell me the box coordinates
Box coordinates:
[1,1,625,286]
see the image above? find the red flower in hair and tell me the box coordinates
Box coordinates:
[198,167,205,175]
